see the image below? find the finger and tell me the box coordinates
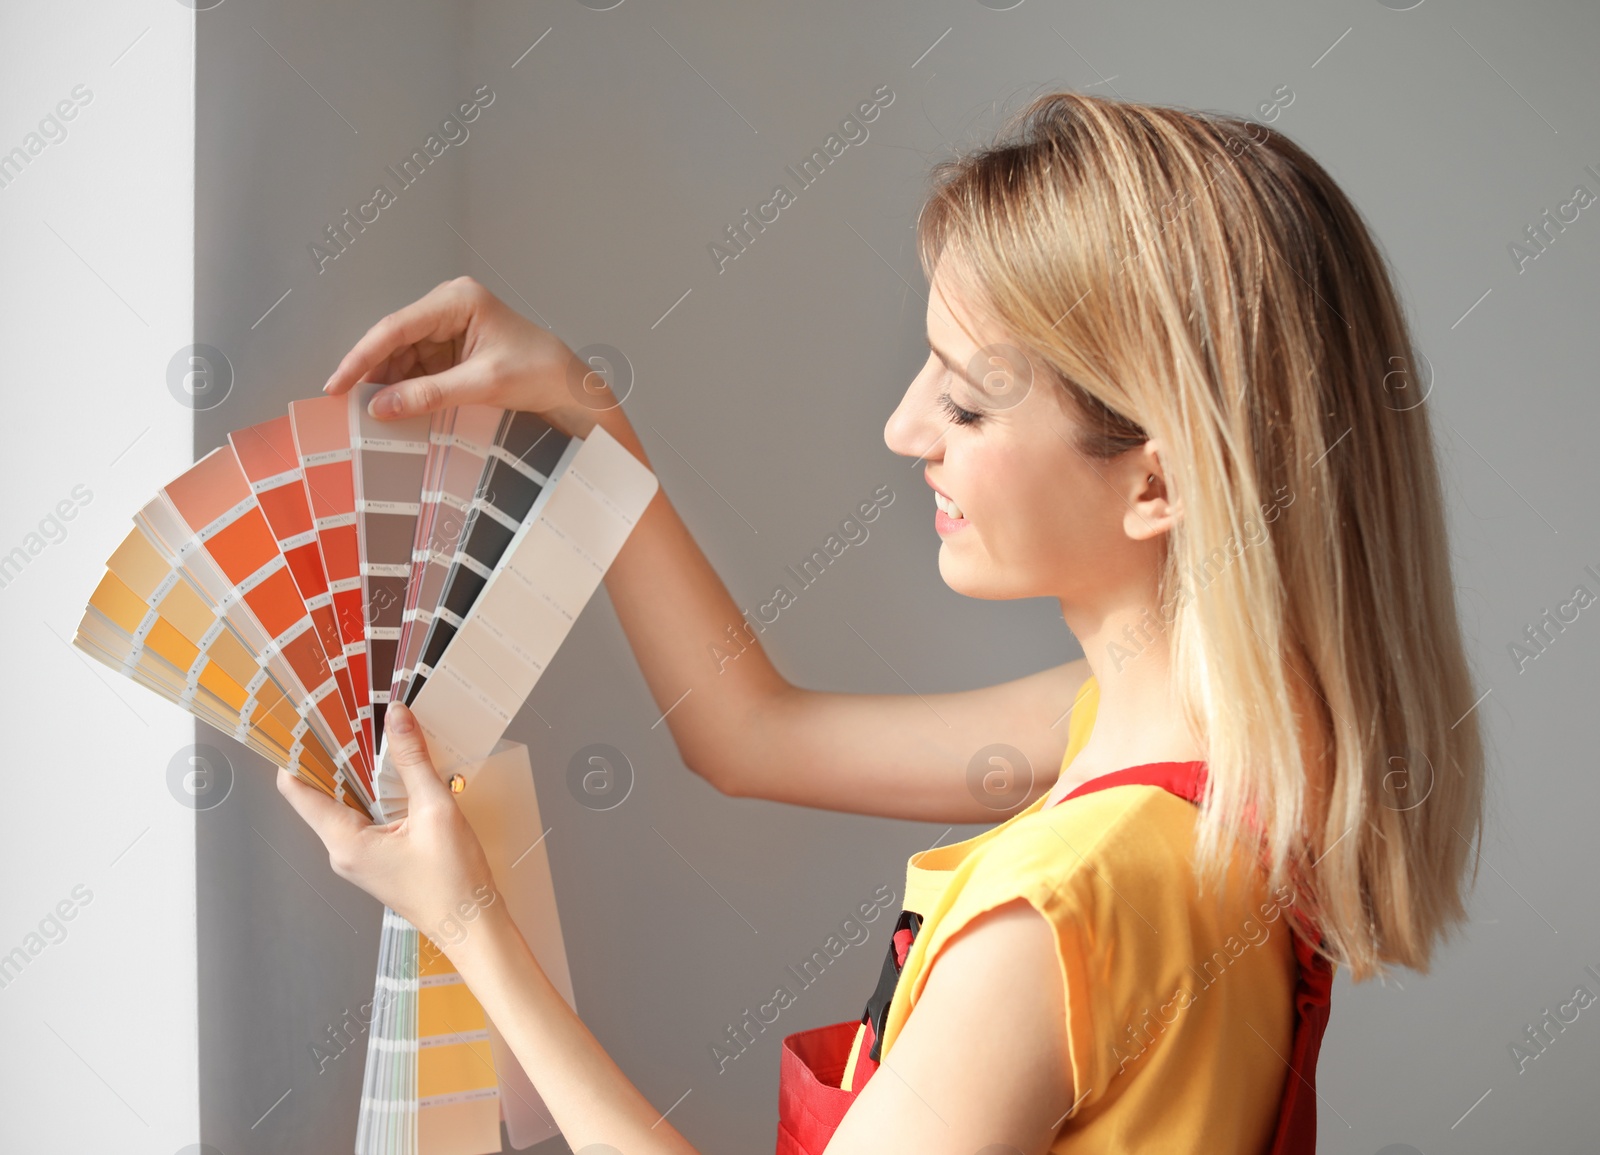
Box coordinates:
[366,360,495,421]
[382,703,453,808]
[276,767,372,847]
[322,279,474,396]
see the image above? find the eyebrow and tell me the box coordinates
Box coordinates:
[926,335,981,390]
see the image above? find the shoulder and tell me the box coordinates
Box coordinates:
[832,897,1078,1152]
[969,783,1201,912]
[915,896,1073,1062]
[903,785,1203,971]
[890,782,1297,1138]
[937,784,1207,1014]
[894,786,1204,1076]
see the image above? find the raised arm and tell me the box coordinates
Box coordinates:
[597,464,1089,821]
[324,277,1089,824]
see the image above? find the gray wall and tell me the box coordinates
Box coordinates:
[190,2,1599,1154]
[192,4,470,1154]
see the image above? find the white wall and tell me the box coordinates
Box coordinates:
[0,2,198,1152]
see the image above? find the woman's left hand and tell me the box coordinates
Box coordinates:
[277,702,501,949]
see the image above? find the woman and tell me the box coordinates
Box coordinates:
[282,92,1485,1153]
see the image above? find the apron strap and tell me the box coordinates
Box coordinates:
[862,909,922,1063]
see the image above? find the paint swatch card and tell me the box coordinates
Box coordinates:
[450,740,573,1151]
[378,424,658,818]
[79,525,358,807]
[72,391,660,1154]
[355,741,575,1155]
[392,405,504,699]
[390,408,459,692]
[232,415,374,785]
[350,383,434,738]
[128,453,368,809]
[290,396,376,769]
[403,411,573,708]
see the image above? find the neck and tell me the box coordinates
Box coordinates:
[1059,593,1206,788]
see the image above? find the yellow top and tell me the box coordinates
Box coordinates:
[841,675,1298,1153]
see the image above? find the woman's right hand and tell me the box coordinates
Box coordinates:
[321,275,607,435]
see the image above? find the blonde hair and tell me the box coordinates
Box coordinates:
[917,91,1485,981]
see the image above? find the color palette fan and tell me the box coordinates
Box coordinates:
[72,385,659,1154]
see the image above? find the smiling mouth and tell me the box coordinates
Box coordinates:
[933,489,968,534]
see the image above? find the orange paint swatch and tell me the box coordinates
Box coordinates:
[232,416,374,788]
[132,454,370,812]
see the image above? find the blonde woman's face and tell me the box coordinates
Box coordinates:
[883,260,1157,604]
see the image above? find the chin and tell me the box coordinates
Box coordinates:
[937,548,1024,601]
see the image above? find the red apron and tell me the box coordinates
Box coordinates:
[775,761,1335,1154]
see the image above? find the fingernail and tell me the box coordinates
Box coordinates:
[371,392,401,418]
[387,704,414,733]
[322,375,336,393]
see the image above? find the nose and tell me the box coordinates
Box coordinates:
[884,355,944,464]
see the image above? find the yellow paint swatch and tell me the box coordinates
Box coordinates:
[75,555,359,809]
[415,933,501,1154]
[74,613,313,784]
[99,527,364,808]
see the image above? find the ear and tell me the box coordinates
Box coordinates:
[1120,438,1181,542]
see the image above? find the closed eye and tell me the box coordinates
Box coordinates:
[939,392,982,426]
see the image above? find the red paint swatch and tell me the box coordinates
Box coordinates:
[290,395,375,764]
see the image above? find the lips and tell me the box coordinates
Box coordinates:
[927,476,968,534]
